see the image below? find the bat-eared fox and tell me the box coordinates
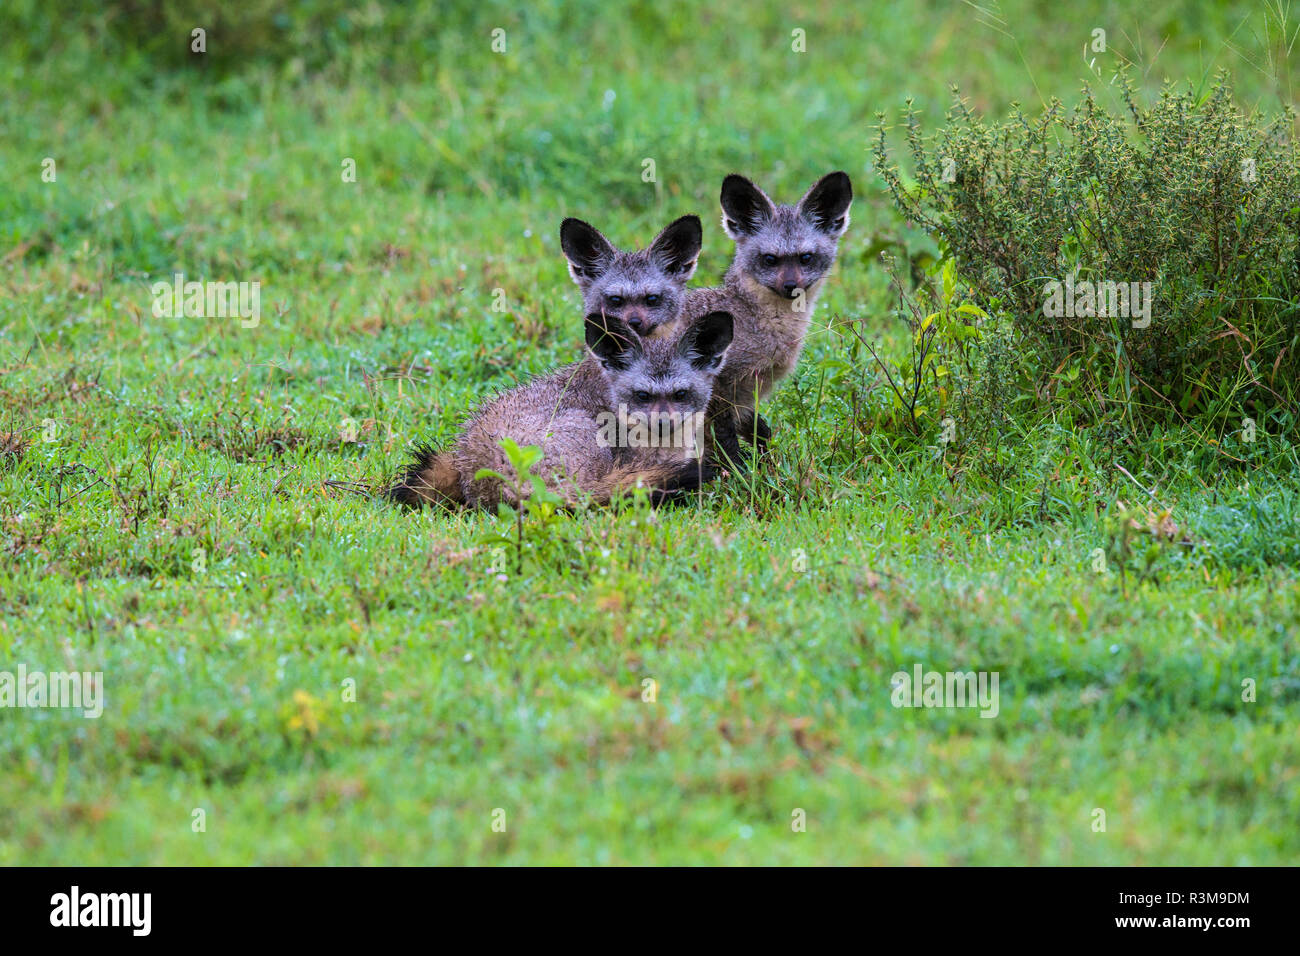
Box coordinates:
[678,171,852,466]
[390,170,851,509]
[389,216,733,509]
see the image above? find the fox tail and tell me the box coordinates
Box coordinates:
[388,443,465,508]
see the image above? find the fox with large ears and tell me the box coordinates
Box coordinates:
[391,309,734,510]
[454,308,733,509]
[559,214,702,336]
[675,171,853,467]
[390,216,731,509]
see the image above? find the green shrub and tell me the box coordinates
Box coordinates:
[841,254,1026,479]
[873,71,1300,433]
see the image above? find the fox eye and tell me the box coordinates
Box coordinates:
[607,295,624,307]
[645,294,661,306]
[761,254,778,267]
[633,390,652,403]
[672,389,689,401]
[799,253,813,264]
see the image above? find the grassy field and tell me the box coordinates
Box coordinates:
[2,0,1299,864]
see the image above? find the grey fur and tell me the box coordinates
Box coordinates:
[672,171,853,462]
[391,215,728,510]
[560,215,701,336]
[455,310,733,509]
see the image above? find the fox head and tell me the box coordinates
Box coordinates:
[585,309,733,449]
[561,215,702,336]
[719,171,853,303]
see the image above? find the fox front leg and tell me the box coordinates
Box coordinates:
[709,413,768,472]
[738,411,772,455]
[709,415,749,473]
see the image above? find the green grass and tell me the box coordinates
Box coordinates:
[2,0,1299,864]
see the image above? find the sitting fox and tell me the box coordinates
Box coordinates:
[676,171,853,466]
[390,215,731,508]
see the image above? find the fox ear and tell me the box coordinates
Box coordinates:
[720,175,776,239]
[584,312,640,370]
[561,218,617,288]
[798,171,853,237]
[649,215,702,280]
[679,310,734,371]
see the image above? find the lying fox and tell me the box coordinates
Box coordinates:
[390,216,733,508]
[456,309,731,508]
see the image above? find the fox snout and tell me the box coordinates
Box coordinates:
[620,306,652,333]
[776,267,806,298]
[596,305,661,336]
